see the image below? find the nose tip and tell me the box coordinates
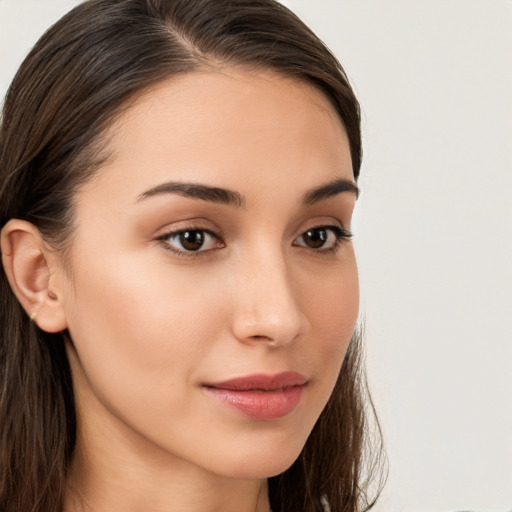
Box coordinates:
[232,312,304,346]
[232,310,305,346]
[230,263,307,347]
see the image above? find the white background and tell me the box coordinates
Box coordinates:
[1,1,511,511]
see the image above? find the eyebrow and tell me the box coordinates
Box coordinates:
[137,177,359,207]
[137,182,245,207]
[303,178,359,204]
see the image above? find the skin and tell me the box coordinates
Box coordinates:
[3,69,359,512]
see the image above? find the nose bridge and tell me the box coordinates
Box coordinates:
[230,242,306,345]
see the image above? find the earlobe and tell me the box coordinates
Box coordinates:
[1,219,68,333]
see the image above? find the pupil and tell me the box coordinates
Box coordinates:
[180,231,204,251]
[304,229,327,248]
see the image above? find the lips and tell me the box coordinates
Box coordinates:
[203,372,307,420]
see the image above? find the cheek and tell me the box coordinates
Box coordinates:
[304,254,359,393]
[307,254,359,345]
[62,250,225,417]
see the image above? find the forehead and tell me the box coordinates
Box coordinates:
[80,69,353,204]
[120,68,344,133]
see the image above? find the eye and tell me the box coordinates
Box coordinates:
[159,228,222,254]
[294,226,351,251]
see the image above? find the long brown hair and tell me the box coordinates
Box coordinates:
[0,1,385,510]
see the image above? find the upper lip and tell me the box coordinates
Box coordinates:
[203,371,307,391]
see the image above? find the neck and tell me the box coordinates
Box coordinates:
[65,446,270,512]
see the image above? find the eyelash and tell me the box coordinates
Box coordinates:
[293,225,353,253]
[156,227,222,258]
[156,224,352,258]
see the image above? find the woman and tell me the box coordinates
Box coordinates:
[0,0,385,511]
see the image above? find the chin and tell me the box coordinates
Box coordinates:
[211,438,306,480]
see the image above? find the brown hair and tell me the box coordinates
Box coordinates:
[0,1,385,510]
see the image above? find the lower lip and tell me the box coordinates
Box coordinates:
[204,385,304,421]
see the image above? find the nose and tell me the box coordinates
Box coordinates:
[230,250,308,347]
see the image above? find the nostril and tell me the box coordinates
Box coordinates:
[250,335,273,341]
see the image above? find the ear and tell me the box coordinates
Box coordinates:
[1,219,68,333]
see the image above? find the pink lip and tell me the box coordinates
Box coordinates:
[203,372,307,421]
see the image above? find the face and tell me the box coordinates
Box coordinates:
[58,69,359,480]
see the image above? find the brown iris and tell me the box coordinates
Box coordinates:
[301,228,328,249]
[179,230,205,251]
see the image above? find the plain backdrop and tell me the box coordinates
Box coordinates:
[1,1,511,511]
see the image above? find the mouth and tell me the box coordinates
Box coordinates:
[202,372,307,421]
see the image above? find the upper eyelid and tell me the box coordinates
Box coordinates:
[155,220,351,238]
[155,220,221,237]
[162,226,218,235]
[296,219,351,234]
[294,225,353,242]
